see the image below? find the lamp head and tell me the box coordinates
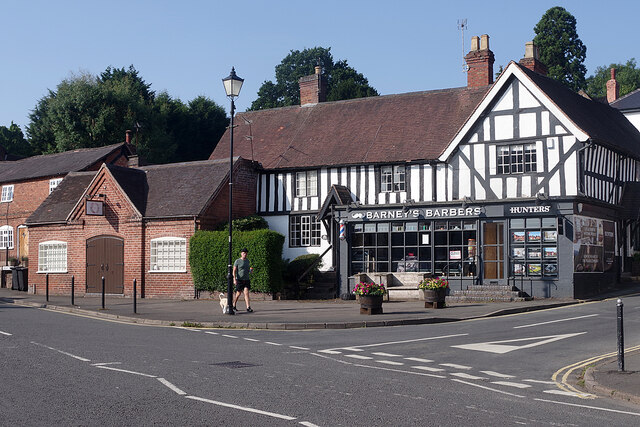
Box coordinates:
[222,67,244,98]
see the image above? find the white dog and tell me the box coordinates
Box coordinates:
[219,293,229,314]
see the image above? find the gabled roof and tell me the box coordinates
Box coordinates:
[210,86,490,170]
[27,158,251,224]
[0,143,132,184]
[610,88,640,112]
[318,185,354,220]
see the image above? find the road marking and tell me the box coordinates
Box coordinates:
[513,314,599,329]
[319,333,468,354]
[95,365,157,378]
[543,389,594,398]
[264,341,282,346]
[289,346,310,350]
[404,357,434,363]
[451,379,525,398]
[412,366,445,372]
[523,379,556,384]
[157,378,186,395]
[480,371,515,378]
[179,328,202,332]
[439,363,472,370]
[372,352,402,357]
[491,381,531,389]
[534,397,640,416]
[31,341,90,362]
[0,330,12,336]
[452,332,586,354]
[221,334,238,339]
[376,360,404,366]
[312,352,446,378]
[299,422,320,427]
[91,362,122,366]
[450,373,486,380]
[186,395,296,420]
[205,331,219,335]
[345,354,373,360]
[243,338,259,342]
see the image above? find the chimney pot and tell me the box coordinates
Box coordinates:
[519,41,547,76]
[480,34,490,50]
[470,36,479,52]
[607,67,619,103]
[125,130,132,144]
[315,65,322,75]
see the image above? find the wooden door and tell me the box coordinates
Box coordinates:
[482,222,505,281]
[18,226,28,260]
[86,236,124,294]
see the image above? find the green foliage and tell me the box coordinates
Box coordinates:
[284,254,323,283]
[0,122,33,157]
[216,215,269,232]
[25,65,228,165]
[585,59,640,99]
[189,229,284,293]
[249,47,378,110]
[534,6,587,92]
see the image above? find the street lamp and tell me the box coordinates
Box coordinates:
[222,67,244,315]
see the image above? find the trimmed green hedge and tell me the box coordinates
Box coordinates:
[285,254,323,283]
[189,229,285,293]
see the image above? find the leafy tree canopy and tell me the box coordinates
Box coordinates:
[25,66,228,164]
[533,6,587,92]
[585,59,640,99]
[0,121,33,158]
[250,47,378,110]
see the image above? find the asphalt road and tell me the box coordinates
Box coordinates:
[1,296,640,426]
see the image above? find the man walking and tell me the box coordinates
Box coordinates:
[233,248,253,312]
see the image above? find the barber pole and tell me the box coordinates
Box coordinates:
[339,220,346,240]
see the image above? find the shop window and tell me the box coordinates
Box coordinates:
[1,185,14,202]
[290,215,321,247]
[38,241,67,273]
[497,144,537,175]
[295,170,318,197]
[381,166,405,192]
[510,217,557,278]
[150,237,187,272]
[0,225,13,249]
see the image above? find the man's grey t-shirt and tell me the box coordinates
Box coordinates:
[234,258,251,280]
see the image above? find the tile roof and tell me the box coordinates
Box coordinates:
[210,86,490,170]
[610,88,640,111]
[27,172,97,224]
[0,143,131,184]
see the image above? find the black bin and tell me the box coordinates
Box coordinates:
[12,267,28,292]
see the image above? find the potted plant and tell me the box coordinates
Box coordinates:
[418,277,449,308]
[8,257,18,267]
[20,256,28,268]
[353,282,386,315]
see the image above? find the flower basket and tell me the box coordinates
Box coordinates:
[354,282,386,315]
[418,277,449,309]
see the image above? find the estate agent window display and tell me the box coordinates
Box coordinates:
[509,217,558,278]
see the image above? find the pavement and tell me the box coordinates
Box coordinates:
[2,284,640,406]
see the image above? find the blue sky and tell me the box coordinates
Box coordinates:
[2,0,638,133]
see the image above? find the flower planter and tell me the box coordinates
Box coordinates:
[423,288,446,309]
[359,295,383,315]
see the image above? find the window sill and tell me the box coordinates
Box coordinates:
[37,270,67,274]
[148,270,187,274]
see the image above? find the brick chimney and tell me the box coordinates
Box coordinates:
[519,41,547,75]
[299,65,327,106]
[464,34,495,88]
[125,129,133,144]
[607,68,619,103]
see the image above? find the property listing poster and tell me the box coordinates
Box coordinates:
[573,215,615,272]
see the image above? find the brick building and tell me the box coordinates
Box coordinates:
[26,157,258,299]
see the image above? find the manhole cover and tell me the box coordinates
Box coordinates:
[210,361,260,369]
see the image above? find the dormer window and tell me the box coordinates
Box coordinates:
[497,144,537,174]
[381,166,405,192]
[295,170,318,197]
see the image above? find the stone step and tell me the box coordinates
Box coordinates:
[463,285,518,291]
[446,295,531,303]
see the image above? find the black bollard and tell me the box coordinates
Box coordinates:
[133,279,137,314]
[46,273,49,302]
[617,298,625,372]
[101,276,105,310]
[71,275,75,306]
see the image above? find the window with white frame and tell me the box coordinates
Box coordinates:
[49,178,63,194]
[289,215,322,247]
[0,225,13,249]
[381,165,405,192]
[150,237,187,272]
[295,170,318,197]
[38,241,67,273]
[1,185,14,202]
[497,144,537,175]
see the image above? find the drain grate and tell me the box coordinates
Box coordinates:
[210,361,260,369]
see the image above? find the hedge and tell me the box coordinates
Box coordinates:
[189,229,285,293]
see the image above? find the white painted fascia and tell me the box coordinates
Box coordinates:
[439,61,590,162]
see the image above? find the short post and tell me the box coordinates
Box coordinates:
[101,276,105,310]
[133,279,137,314]
[617,298,625,372]
[71,275,75,306]
[46,273,49,302]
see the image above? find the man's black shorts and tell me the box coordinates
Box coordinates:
[235,279,251,292]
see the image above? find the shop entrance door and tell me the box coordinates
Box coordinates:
[482,221,505,283]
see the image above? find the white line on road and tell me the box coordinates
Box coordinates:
[186,395,296,420]
[95,365,157,378]
[372,352,402,357]
[179,328,202,332]
[534,397,640,416]
[345,354,373,360]
[312,352,446,378]
[412,365,445,372]
[221,334,238,339]
[439,363,472,370]
[318,350,342,354]
[264,341,283,346]
[451,379,525,398]
[204,331,219,335]
[543,389,594,398]
[319,333,468,354]
[31,341,90,362]
[157,378,187,395]
[404,357,434,363]
[243,338,259,342]
[450,373,486,380]
[513,314,599,329]
[299,422,320,427]
[91,362,122,366]
[523,379,556,384]
[491,381,531,389]
[480,371,515,378]
[0,330,12,336]
[289,346,310,350]
[376,360,404,366]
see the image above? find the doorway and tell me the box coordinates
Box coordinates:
[86,236,124,294]
[482,221,505,283]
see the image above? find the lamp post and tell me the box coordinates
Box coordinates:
[222,67,244,315]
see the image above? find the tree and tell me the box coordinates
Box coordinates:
[249,47,378,110]
[533,6,587,92]
[585,59,640,99]
[0,122,33,158]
